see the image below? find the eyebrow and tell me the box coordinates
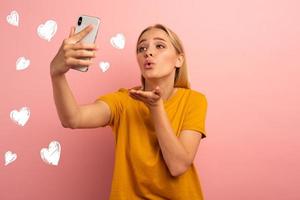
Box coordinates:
[138,37,167,45]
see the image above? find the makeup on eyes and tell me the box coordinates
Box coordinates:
[137,43,166,53]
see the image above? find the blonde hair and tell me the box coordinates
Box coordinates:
[136,24,191,89]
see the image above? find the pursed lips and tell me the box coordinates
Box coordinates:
[144,60,155,69]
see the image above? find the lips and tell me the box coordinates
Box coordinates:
[144,60,155,69]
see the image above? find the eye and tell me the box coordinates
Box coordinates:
[137,46,147,53]
[156,44,165,49]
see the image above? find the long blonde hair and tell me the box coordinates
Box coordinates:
[136,24,191,89]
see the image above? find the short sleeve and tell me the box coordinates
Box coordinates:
[181,92,208,138]
[94,88,127,127]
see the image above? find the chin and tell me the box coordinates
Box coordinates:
[145,72,171,79]
[142,69,173,80]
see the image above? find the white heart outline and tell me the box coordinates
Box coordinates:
[10,107,30,126]
[37,20,57,42]
[99,61,110,72]
[4,151,17,166]
[110,33,126,49]
[40,141,61,166]
[6,10,19,27]
[16,56,30,70]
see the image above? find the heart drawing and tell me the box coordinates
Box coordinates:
[40,141,61,166]
[110,33,126,49]
[10,107,30,126]
[4,151,17,166]
[16,56,30,70]
[37,20,57,41]
[6,10,19,27]
[99,61,110,72]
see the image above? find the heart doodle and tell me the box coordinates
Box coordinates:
[110,33,125,49]
[99,61,110,72]
[37,20,57,41]
[16,56,30,70]
[40,141,61,166]
[10,107,30,126]
[4,151,17,166]
[6,10,19,27]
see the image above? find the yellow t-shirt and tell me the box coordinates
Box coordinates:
[96,87,208,200]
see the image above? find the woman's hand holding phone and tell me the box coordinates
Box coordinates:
[50,25,98,77]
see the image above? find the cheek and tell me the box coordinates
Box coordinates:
[160,53,177,68]
[137,55,144,67]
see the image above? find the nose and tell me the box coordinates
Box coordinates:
[144,47,153,57]
[145,51,153,58]
[145,52,152,57]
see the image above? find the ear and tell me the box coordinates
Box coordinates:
[175,54,184,68]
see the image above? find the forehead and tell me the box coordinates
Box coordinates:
[138,28,170,44]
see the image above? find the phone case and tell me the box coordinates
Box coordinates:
[73,15,100,72]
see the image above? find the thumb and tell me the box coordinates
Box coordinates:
[68,26,75,37]
[154,86,161,95]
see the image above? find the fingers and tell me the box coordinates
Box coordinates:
[129,89,160,99]
[65,57,94,67]
[69,26,75,37]
[71,25,93,43]
[129,92,148,102]
[65,49,96,59]
[63,42,97,60]
[63,26,97,51]
[153,86,161,95]
[72,42,98,50]
[131,86,143,91]
[129,88,162,107]
[63,42,97,53]
[130,92,159,106]
[61,40,97,70]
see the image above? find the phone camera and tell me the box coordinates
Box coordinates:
[78,17,82,26]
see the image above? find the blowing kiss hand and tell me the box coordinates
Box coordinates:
[129,86,162,109]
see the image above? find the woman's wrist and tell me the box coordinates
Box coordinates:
[50,67,64,79]
[149,99,164,112]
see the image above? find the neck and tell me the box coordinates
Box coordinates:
[144,79,176,101]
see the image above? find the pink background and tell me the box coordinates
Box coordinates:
[1,0,300,199]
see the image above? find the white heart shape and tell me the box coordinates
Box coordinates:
[10,107,30,126]
[99,61,110,72]
[37,20,57,42]
[40,141,61,166]
[4,151,17,166]
[16,56,30,70]
[110,33,126,49]
[6,10,19,27]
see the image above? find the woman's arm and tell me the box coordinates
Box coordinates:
[149,102,202,177]
[50,25,110,128]
[129,87,203,177]
[50,74,80,128]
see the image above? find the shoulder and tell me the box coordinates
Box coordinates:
[97,87,129,102]
[117,87,129,94]
[178,88,207,111]
[180,88,207,101]
[114,86,142,100]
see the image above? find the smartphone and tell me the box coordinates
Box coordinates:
[73,15,100,72]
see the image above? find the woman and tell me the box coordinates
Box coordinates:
[50,23,207,200]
